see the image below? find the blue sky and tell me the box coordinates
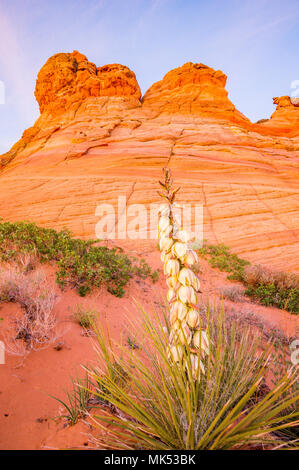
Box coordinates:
[0,0,298,154]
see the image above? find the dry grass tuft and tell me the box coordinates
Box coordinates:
[73,305,98,328]
[0,265,59,356]
[243,265,298,291]
[219,285,246,302]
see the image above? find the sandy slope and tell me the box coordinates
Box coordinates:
[0,252,297,450]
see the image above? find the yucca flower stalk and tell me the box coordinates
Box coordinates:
[158,168,208,379]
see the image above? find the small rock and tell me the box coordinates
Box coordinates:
[53,341,64,351]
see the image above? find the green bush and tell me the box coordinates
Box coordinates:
[245,284,299,313]
[197,243,299,314]
[197,243,249,281]
[0,220,156,297]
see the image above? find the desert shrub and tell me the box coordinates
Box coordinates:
[243,265,299,314]
[151,270,160,283]
[0,220,156,297]
[245,284,299,313]
[219,286,245,302]
[73,305,97,328]
[197,243,250,281]
[206,301,294,348]
[79,305,298,450]
[0,266,58,355]
[243,264,298,291]
[17,251,38,273]
[197,243,299,314]
[201,301,298,440]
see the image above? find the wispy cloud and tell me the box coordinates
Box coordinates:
[209,1,299,57]
[131,0,170,44]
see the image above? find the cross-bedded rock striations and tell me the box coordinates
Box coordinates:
[1,51,298,272]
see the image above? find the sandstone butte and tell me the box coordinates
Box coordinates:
[0,50,299,272]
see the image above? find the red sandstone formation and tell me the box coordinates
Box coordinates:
[142,62,249,125]
[0,51,298,272]
[35,50,141,115]
[269,96,299,127]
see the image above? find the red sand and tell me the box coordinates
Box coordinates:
[0,251,298,450]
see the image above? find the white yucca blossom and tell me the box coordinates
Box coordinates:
[159,225,172,238]
[171,300,188,321]
[158,215,171,233]
[186,308,199,328]
[178,267,194,286]
[178,267,200,292]
[164,259,180,276]
[158,167,209,380]
[171,242,188,259]
[166,276,180,290]
[183,249,199,266]
[167,288,176,303]
[193,329,210,355]
[161,251,172,264]
[160,235,173,252]
[168,344,184,362]
[174,229,190,243]
[178,285,197,305]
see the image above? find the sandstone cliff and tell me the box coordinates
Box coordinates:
[0,51,298,272]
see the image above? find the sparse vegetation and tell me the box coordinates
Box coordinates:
[73,305,97,328]
[0,266,58,356]
[197,243,250,281]
[243,265,299,313]
[151,270,160,283]
[219,285,246,302]
[197,242,299,314]
[52,372,94,425]
[82,305,299,449]
[0,220,157,298]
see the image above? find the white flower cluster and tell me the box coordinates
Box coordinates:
[159,208,209,379]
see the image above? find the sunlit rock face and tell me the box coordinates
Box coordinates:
[35,50,141,114]
[1,52,299,272]
[142,62,249,125]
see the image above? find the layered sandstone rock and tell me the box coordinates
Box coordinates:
[35,50,141,115]
[142,62,249,125]
[270,96,299,126]
[1,52,299,272]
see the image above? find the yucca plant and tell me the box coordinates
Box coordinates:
[81,169,298,449]
[51,372,94,425]
[59,168,298,448]
[85,304,298,449]
[158,168,208,379]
